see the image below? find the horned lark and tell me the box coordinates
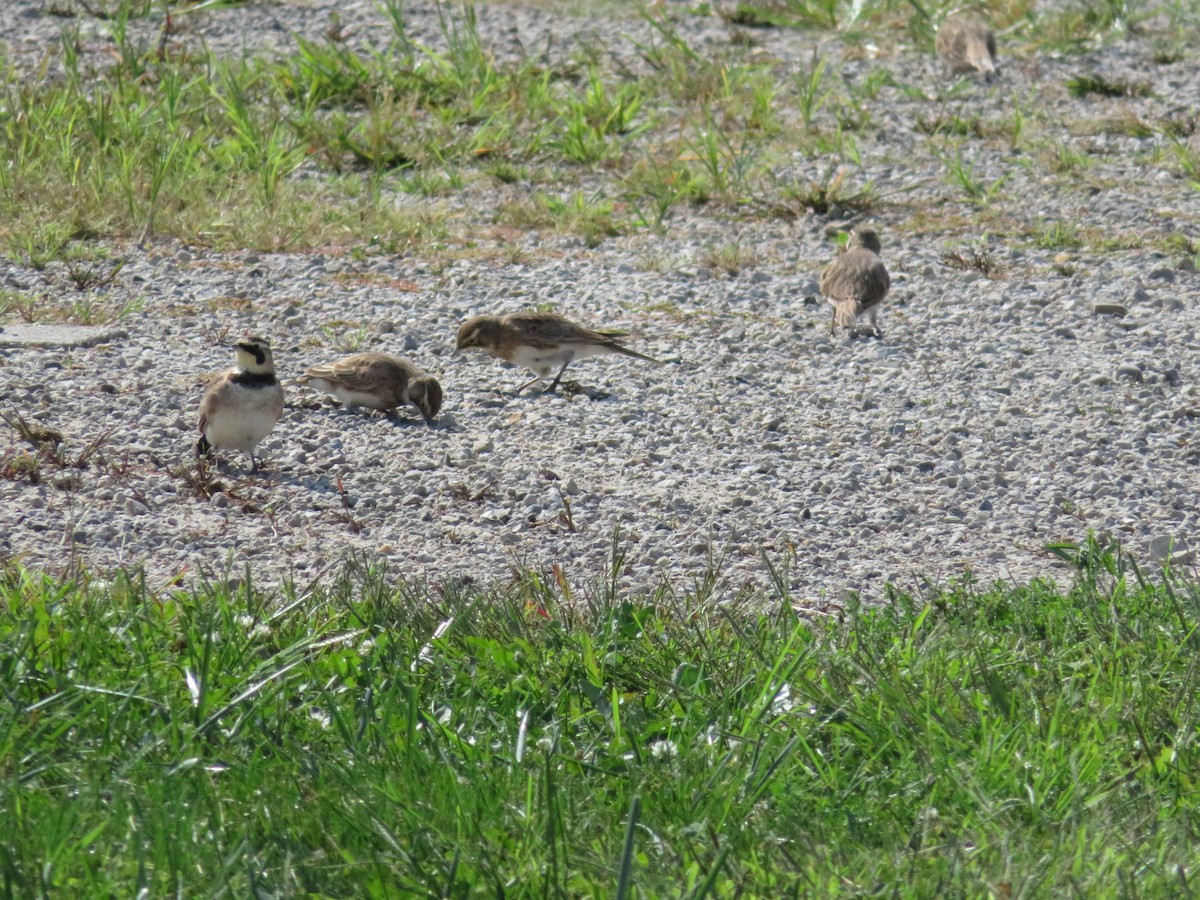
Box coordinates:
[196,336,284,471]
[820,228,891,339]
[936,16,997,81]
[456,311,660,394]
[301,352,443,425]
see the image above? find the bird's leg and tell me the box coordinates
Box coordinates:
[544,360,572,394]
[515,373,545,395]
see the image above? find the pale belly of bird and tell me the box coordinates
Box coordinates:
[311,379,395,410]
[205,385,282,450]
[509,344,612,375]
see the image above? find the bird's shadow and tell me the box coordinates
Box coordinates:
[498,380,612,402]
[303,402,445,430]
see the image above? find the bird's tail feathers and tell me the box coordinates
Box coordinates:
[833,299,860,329]
[612,343,663,364]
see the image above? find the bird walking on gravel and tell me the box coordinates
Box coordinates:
[820,227,891,339]
[936,16,997,81]
[301,352,443,426]
[455,311,660,394]
[196,336,285,472]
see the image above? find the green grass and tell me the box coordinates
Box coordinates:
[3,0,1200,263]
[3,536,1200,894]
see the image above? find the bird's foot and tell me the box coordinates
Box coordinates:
[560,380,609,400]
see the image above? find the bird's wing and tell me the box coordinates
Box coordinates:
[820,255,858,301]
[197,372,230,433]
[821,249,889,305]
[507,312,608,347]
[507,312,659,362]
[306,354,408,392]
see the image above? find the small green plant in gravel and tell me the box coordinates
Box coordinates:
[939,147,1011,205]
[942,241,1004,278]
[1048,138,1094,173]
[622,151,707,230]
[700,241,759,275]
[499,190,621,247]
[636,9,716,104]
[793,49,836,130]
[0,288,143,326]
[1066,72,1152,99]
[1169,138,1200,190]
[0,289,41,323]
[1036,219,1084,249]
[3,534,1200,894]
[320,322,372,353]
[552,69,648,164]
[763,163,877,218]
[687,111,761,202]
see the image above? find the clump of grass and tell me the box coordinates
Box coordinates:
[2,534,1200,894]
[700,241,759,275]
[916,112,985,139]
[718,3,788,28]
[0,449,43,484]
[0,289,143,326]
[1067,73,1152,99]
[0,412,117,486]
[1036,219,1084,250]
[1150,44,1184,65]
[938,148,1011,206]
[497,190,621,247]
[1047,139,1094,173]
[1169,139,1200,191]
[763,164,876,218]
[942,243,1004,278]
[0,290,40,323]
[1032,1,1153,51]
[685,111,761,202]
[793,49,836,130]
[319,322,371,353]
[622,152,708,230]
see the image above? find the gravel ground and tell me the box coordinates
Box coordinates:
[2,0,1199,602]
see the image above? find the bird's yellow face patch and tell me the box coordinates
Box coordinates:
[233,337,273,373]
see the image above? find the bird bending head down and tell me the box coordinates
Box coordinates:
[456,311,660,394]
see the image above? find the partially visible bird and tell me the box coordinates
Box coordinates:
[936,16,997,81]
[196,336,285,471]
[455,311,661,394]
[301,352,443,426]
[819,228,891,339]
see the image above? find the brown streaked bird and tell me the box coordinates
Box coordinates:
[456,311,661,394]
[935,16,997,81]
[301,352,443,426]
[196,336,285,471]
[819,228,891,339]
